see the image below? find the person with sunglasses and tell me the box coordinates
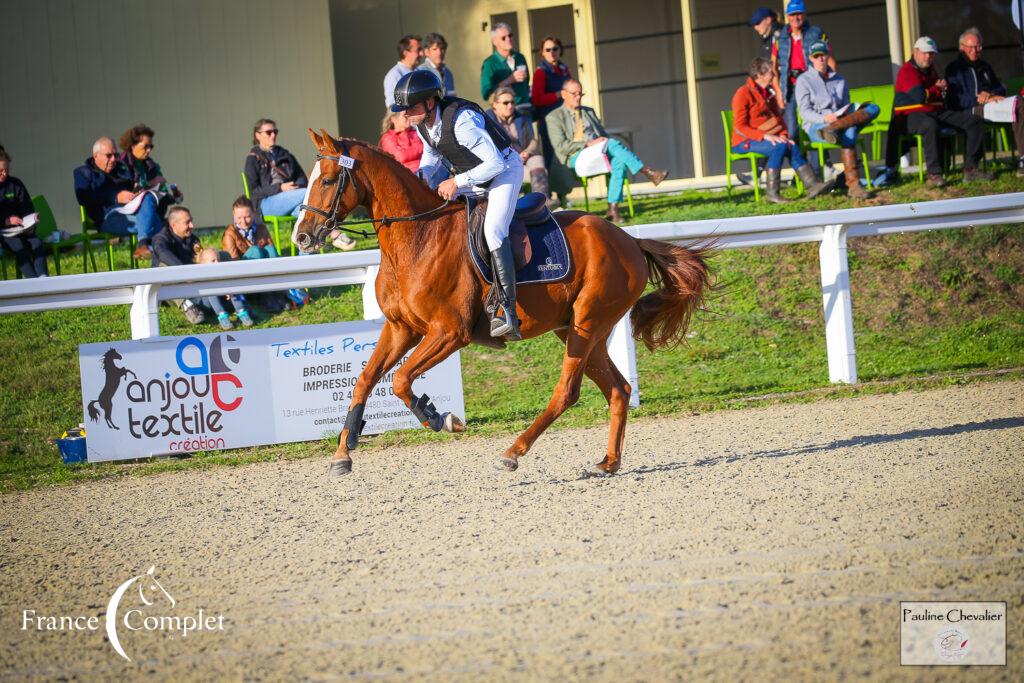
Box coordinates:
[481,22,531,116]
[117,123,182,219]
[531,34,574,184]
[74,136,162,260]
[487,86,557,209]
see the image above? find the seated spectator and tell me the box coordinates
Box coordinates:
[379,110,423,173]
[244,118,356,251]
[384,34,422,108]
[487,87,557,209]
[196,248,254,329]
[731,57,829,203]
[546,78,667,222]
[531,35,572,167]
[152,206,252,328]
[481,23,531,116]
[946,27,1024,176]
[74,136,161,260]
[0,149,48,278]
[796,40,879,198]
[417,33,455,97]
[222,196,277,260]
[117,123,182,218]
[885,37,990,187]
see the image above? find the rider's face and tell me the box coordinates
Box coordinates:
[404,100,430,125]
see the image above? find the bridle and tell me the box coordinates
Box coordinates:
[297,141,454,244]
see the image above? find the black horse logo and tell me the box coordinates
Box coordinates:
[87,348,136,430]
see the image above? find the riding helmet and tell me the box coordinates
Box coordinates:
[391,71,444,113]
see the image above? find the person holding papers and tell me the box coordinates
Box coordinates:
[545,78,666,223]
[796,40,879,198]
[0,149,48,278]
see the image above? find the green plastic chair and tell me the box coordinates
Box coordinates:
[80,206,137,270]
[33,196,95,275]
[796,109,874,189]
[242,173,296,256]
[853,84,894,161]
[722,110,765,201]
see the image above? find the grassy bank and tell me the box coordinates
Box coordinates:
[2,173,1023,491]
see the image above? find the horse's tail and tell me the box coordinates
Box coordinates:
[630,239,714,352]
[87,400,100,422]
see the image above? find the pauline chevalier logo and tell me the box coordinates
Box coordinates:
[22,565,226,661]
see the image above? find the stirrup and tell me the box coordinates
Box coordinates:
[490,308,521,339]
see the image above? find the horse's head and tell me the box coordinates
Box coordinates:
[102,348,123,366]
[293,129,365,253]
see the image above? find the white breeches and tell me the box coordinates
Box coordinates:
[458,153,524,252]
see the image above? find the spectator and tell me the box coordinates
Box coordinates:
[749,7,782,61]
[0,150,48,278]
[731,58,829,204]
[222,196,277,260]
[384,34,422,108]
[546,78,667,222]
[418,33,456,97]
[771,1,832,142]
[153,206,252,329]
[531,35,572,169]
[379,110,423,173]
[946,27,1024,176]
[887,37,990,187]
[796,40,879,198]
[195,248,254,328]
[487,87,557,209]
[117,123,182,218]
[481,23,530,115]
[74,136,161,260]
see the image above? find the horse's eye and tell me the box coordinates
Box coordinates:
[321,177,335,186]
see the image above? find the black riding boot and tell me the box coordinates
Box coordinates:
[489,240,522,340]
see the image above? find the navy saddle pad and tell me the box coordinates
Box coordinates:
[468,193,571,285]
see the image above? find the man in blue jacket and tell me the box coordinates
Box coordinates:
[74,137,162,260]
[945,27,1024,176]
[771,0,832,142]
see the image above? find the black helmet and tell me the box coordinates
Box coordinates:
[391,70,443,113]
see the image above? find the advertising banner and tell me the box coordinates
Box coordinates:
[78,321,463,462]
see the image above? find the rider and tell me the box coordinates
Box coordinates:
[390,70,524,340]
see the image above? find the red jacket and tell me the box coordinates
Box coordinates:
[379,128,423,173]
[894,60,944,116]
[731,77,786,147]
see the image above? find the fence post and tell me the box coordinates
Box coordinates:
[362,265,384,320]
[130,284,160,339]
[607,313,641,407]
[818,224,857,383]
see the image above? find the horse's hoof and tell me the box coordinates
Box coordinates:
[443,412,465,433]
[496,456,518,472]
[327,459,353,477]
[582,463,614,478]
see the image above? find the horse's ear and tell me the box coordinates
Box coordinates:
[319,128,336,150]
[308,128,323,148]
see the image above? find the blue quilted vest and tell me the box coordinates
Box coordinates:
[776,24,826,101]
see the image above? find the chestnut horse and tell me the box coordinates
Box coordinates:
[294,130,711,477]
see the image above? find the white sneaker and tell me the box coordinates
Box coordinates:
[332,233,356,251]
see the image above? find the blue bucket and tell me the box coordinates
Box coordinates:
[57,436,88,464]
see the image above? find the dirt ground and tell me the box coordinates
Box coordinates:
[2,380,1022,681]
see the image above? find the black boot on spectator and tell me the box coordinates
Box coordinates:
[795,164,831,199]
[963,167,994,182]
[764,168,790,204]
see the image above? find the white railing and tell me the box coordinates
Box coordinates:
[2,192,1022,400]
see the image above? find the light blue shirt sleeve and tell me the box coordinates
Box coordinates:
[452,109,505,189]
[383,63,410,108]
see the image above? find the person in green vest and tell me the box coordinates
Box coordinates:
[481,22,531,116]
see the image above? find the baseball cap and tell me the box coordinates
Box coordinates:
[913,36,938,53]
[786,0,806,15]
[809,40,829,56]
[749,7,775,26]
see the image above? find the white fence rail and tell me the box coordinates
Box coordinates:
[2,193,1022,400]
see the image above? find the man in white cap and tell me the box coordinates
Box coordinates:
[886,36,989,187]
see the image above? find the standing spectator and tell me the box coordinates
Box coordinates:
[418,33,456,97]
[945,27,1024,176]
[796,40,879,198]
[117,123,182,218]
[481,23,530,115]
[379,110,424,173]
[546,79,667,222]
[74,136,161,260]
[487,87,557,209]
[886,37,989,187]
[771,1,832,142]
[0,150,48,278]
[383,34,422,108]
[732,58,829,204]
[531,35,572,168]
[749,7,782,61]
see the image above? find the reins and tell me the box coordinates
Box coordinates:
[299,145,454,239]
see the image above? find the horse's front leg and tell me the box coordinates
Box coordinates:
[390,325,472,435]
[329,320,421,476]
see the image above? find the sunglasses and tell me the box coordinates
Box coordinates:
[259,129,279,135]
[137,143,154,150]
[544,46,560,52]
[499,34,513,40]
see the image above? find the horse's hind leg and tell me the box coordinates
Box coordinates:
[580,341,631,475]
[330,320,420,476]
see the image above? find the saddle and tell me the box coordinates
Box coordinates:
[467,192,552,270]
